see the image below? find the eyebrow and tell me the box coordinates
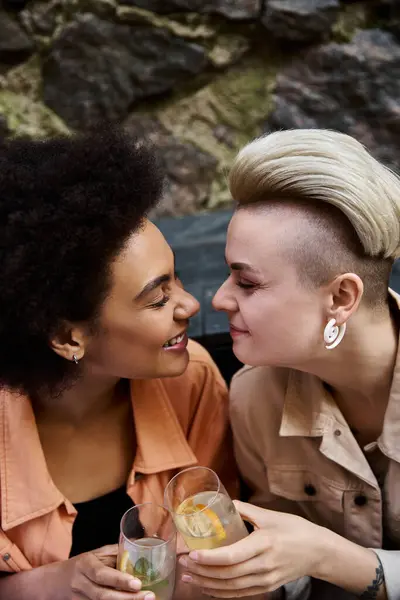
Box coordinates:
[135,274,171,301]
[229,261,261,274]
[134,250,176,302]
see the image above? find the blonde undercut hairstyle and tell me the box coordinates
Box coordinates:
[229,129,400,307]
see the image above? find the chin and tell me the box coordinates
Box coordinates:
[157,350,190,378]
[232,343,269,368]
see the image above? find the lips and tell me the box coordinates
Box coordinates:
[230,324,248,334]
[163,331,186,348]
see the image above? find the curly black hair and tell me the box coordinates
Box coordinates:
[0,128,163,398]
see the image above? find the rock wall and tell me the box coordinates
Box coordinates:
[0,0,399,217]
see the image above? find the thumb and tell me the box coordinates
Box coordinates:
[233,500,271,528]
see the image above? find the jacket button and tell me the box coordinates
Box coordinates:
[354,494,368,507]
[304,484,317,496]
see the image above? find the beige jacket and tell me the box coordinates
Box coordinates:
[230,298,400,599]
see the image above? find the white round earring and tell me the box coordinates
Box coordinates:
[324,318,346,350]
[72,354,79,365]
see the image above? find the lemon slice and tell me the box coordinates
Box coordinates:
[119,550,135,575]
[176,498,226,542]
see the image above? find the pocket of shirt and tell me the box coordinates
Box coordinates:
[268,466,346,531]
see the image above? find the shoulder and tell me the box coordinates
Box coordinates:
[230,364,291,430]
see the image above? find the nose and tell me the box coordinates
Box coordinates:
[212,277,237,313]
[174,286,200,320]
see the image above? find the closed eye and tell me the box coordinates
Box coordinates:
[151,294,170,309]
[236,281,256,289]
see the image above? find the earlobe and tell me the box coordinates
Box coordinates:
[324,319,346,350]
[50,323,85,362]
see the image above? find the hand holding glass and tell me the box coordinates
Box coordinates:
[164,466,248,551]
[117,503,176,600]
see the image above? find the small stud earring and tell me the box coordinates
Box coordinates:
[324,318,346,350]
[72,354,79,365]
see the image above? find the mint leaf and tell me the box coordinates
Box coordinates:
[134,557,160,584]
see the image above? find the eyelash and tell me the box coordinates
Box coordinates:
[236,281,256,290]
[150,272,180,309]
[151,294,170,309]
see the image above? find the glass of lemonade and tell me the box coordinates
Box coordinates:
[164,466,248,551]
[117,503,176,600]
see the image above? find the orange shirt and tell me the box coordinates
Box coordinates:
[0,340,236,572]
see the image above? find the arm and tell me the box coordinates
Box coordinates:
[0,545,147,600]
[180,503,392,600]
[315,528,389,599]
[0,562,66,600]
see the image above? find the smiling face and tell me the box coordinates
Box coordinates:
[82,220,200,379]
[212,207,330,368]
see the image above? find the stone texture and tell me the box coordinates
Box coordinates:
[21,0,116,37]
[0,114,10,137]
[20,0,66,37]
[42,14,208,129]
[158,54,280,209]
[121,0,261,19]
[125,115,217,217]
[262,0,340,43]
[267,29,400,173]
[380,0,400,40]
[0,9,34,58]
[0,90,69,138]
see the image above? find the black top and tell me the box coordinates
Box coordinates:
[70,486,134,557]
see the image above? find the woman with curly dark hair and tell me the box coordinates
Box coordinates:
[0,130,235,600]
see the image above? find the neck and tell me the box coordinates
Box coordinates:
[302,302,399,417]
[33,371,122,425]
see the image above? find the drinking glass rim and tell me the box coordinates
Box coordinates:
[120,503,176,547]
[164,466,221,517]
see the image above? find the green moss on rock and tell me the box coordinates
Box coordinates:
[158,53,279,208]
[0,55,69,138]
[116,5,216,40]
[332,3,369,43]
[0,90,69,138]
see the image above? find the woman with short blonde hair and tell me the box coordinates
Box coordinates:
[180,129,400,599]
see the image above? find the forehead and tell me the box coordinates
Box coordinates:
[226,207,298,263]
[112,220,172,286]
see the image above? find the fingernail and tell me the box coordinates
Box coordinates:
[182,575,193,583]
[144,594,155,600]
[179,557,187,568]
[189,551,199,562]
[129,579,141,591]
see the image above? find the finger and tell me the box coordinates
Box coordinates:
[182,571,268,592]
[201,586,268,598]
[94,544,119,557]
[188,532,262,566]
[79,576,153,600]
[233,501,272,527]
[83,555,142,592]
[179,555,264,580]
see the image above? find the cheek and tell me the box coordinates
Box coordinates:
[239,295,317,347]
[100,308,172,352]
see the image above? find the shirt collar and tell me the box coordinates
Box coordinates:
[279,369,336,438]
[130,378,197,475]
[0,379,197,531]
[0,389,65,531]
